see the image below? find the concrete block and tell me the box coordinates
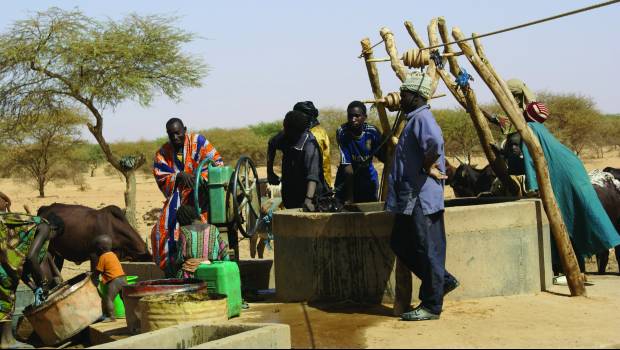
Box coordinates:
[238,259,275,291]
[88,319,130,346]
[121,262,165,282]
[88,322,290,349]
[273,199,552,303]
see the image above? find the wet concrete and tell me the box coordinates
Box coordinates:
[237,302,393,348]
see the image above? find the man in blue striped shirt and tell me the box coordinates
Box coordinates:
[334,101,385,203]
[386,72,459,321]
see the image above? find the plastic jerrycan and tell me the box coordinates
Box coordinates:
[98,275,138,318]
[206,163,233,224]
[194,261,241,319]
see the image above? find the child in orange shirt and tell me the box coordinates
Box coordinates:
[92,235,127,322]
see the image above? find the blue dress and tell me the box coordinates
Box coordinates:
[521,122,620,259]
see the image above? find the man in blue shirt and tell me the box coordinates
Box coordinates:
[335,101,385,203]
[386,72,459,321]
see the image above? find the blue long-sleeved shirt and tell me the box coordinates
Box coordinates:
[385,105,445,216]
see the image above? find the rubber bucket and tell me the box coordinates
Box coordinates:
[98,275,138,318]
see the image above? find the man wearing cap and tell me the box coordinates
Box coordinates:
[267,101,332,188]
[386,72,459,321]
[505,80,620,274]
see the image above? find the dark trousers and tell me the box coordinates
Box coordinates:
[390,201,455,314]
[102,276,128,318]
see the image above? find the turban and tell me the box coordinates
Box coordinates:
[400,72,432,100]
[506,79,536,109]
[524,102,549,124]
[293,101,319,120]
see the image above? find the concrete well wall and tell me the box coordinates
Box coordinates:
[273,199,552,303]
[88,322,290,349]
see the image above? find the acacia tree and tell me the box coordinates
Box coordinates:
[0,8,207,227]
[6,110,85,197]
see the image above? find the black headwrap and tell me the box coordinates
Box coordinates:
[293,101,319,127]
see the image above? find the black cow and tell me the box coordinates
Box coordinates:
[603,167,620,181]
[445,161,496,198]
[594,171,620,273]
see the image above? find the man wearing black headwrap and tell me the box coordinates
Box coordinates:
[268,111,328,210]
[267,101,332,188]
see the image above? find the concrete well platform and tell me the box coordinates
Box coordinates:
[88,321,290,349]
[273,198,552,303]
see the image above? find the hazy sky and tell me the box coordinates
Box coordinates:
[1,1,619,141]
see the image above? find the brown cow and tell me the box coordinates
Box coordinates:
[37,203,152,270]
[0,191,10,212]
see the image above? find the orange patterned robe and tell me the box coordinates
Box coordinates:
[151,133,223,273]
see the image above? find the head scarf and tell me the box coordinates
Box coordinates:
[506,79,536,110]
[400,72,432,100]
[524,102,549,123]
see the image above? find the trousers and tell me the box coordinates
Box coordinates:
[390,201,455,314]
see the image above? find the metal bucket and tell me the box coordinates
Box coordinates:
[122,278,206,334]
[139,292,227,333]
[24,273,101,346]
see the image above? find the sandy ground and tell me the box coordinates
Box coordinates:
[239,274,620,348]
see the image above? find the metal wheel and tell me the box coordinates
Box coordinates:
[229,156,261,238]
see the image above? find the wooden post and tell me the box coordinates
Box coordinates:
[361,38,394,201]
[436,20,518,196]
[405,19,517,195]
[425,18,440,94]
[452,27,586,296]
[379,27,408,82]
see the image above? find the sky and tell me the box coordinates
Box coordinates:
[1,1,619,142]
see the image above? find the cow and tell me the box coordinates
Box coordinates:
[0,191,10,212]
[603,167,620,181]
[591,171,620,273]
[37,203,152,271]
[445,160,496,197]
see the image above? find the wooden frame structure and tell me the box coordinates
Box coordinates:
[360,19,585,297]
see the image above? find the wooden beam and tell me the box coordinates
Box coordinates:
[379,27,408,82]
[452,26,586,297]
[361,38,394,201]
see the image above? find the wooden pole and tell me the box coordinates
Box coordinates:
[472,34,516,110]
[436,19,518,196]
[379,27,408,82]
[361,38,394,201]
[426,18,440,95]
[452,26,586,296]
[405,19,517,195]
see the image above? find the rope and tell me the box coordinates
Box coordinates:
[358,0,620,58]
[455,69,474,89]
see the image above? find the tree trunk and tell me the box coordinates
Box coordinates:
[123,170,139,229]
[38,178,45,198]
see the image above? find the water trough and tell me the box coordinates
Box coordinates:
[273,198,553,303]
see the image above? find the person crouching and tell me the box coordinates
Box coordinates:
[92,235,127,322]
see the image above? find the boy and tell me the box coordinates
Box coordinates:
[92,235,127,322]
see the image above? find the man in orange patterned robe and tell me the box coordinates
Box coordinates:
[151,118,223,276]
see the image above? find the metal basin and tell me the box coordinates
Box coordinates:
[24,272,101,346]
[122,278,206,334]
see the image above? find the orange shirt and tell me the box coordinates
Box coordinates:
[96,252,125,284]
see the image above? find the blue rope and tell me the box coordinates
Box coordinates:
[34,288,45,306]
[455,69,473,89]
[430,50,444,70]
[262,209,274,250]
